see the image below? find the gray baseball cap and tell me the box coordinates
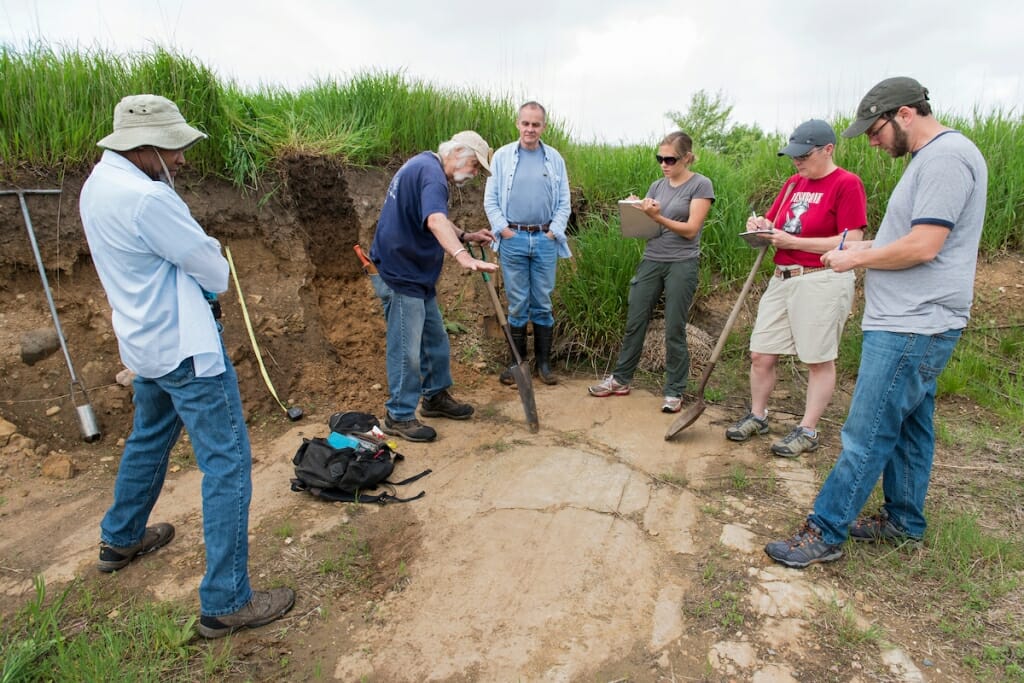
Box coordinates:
[778,119,836,157]
[843,77,930,138]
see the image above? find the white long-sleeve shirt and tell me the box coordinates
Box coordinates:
[80,150,228,378]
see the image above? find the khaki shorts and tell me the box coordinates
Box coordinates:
[750,267,855,363]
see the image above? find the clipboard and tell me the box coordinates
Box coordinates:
[739,230,774,248]
[617,200,661,239]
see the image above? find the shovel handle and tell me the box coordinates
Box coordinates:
[353,244,377,274]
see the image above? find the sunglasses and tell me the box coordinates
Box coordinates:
[656,155,679,165]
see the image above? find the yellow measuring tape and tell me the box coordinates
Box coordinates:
[225,246,302,420]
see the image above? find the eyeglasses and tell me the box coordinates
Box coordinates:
[866,117,892,140]
[792,147,822,162]
[656,155,679,165]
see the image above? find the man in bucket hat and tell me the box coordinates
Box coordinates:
[80,94,295,637]
[764,77,988,568]
[369,131,497,442]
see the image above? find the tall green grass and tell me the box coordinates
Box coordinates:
[4,45,1022,255]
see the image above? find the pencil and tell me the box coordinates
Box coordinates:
[838,229,849,250]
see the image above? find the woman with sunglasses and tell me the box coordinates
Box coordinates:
[589,131,715,413]
[725,119,867,457]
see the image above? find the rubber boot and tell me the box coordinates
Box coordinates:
[534,324,557,385]
[499,325,528,385]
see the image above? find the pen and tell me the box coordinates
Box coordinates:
[838,229,848,250]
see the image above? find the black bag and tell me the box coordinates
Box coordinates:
[290,413,431,504]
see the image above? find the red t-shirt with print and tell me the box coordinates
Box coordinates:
[765,167,867,268]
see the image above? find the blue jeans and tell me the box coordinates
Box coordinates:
[100,348,253,616]
[371,275,453,421]
[809,329,962,544]
[498,231,558,327]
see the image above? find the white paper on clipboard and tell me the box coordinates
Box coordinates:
[617,200,661,239]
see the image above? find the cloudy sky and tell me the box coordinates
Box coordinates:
[3,0,1022,143]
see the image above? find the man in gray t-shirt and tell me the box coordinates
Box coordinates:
[764,77,988,569]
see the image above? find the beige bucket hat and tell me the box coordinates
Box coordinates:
[97,94,208,151]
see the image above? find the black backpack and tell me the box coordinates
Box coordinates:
[290,412,431,504]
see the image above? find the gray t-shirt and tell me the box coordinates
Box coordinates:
[642,173,715,262]
[863,131,988,334]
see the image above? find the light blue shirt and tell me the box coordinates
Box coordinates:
[79,150,228,378]
[484,140,572,258]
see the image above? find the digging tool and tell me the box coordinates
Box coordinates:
[1,188,101,442]
[664,245,769,440]
[224,246,304,421]
[665,182,795,440]
[353,244,377,275]
[469,244,539,433]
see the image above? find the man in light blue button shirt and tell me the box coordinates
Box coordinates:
[485,102,571,385]
[80,94,294,638]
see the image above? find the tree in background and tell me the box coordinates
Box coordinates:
[667,89,766,156]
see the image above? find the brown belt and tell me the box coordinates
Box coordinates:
[508,223,550,233]
[775,266,828,279]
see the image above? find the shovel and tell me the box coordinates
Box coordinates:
[665,245,769,440]
[470,245,540,433]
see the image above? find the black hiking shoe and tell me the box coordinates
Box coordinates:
[419,389,474,420]
[198,588,296,639]
[97,523,175,572]
[383,412,437,442]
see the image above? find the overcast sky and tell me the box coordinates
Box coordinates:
[3,0,1022,144]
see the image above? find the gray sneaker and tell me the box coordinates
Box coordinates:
[771,426,819,457]
[97,523,175,572]
[764,521,843,569]
[198,588,296,639]
[849,512,921,544]
[725,412,769,441]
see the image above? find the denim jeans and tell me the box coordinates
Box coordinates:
[498,231,558,327]
[371,275,452,421]
[100,347,253,616]
[809,329,962,544]
[612,258,699,398]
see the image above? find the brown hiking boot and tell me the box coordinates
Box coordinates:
[97,523,175,572]
[419,389,474,420]
[383,412,437,442]
[198,588,296,639]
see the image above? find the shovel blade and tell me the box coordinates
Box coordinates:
[509,361,540,432]
[664,400,706,440]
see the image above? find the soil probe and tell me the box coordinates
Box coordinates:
[1,188,101,442]
[224,246,303,421]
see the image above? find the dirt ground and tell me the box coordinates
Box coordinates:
[1,162,1022,681]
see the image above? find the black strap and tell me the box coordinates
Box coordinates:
[387,468,432,486]
[290,479,427,505]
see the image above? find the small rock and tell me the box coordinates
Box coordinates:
[169,464,181,473]
[923,658,934,667]
[0,418,17,446]
[20,328,61,366]
[100,456,115,462]
[371,383,383,391]
[42,453,76,480]
[116,438,125,447]
[45,406,61,417]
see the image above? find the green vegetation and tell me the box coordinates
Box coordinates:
[0,577,230,682]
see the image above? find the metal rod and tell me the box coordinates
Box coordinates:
[1,189,80,385]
